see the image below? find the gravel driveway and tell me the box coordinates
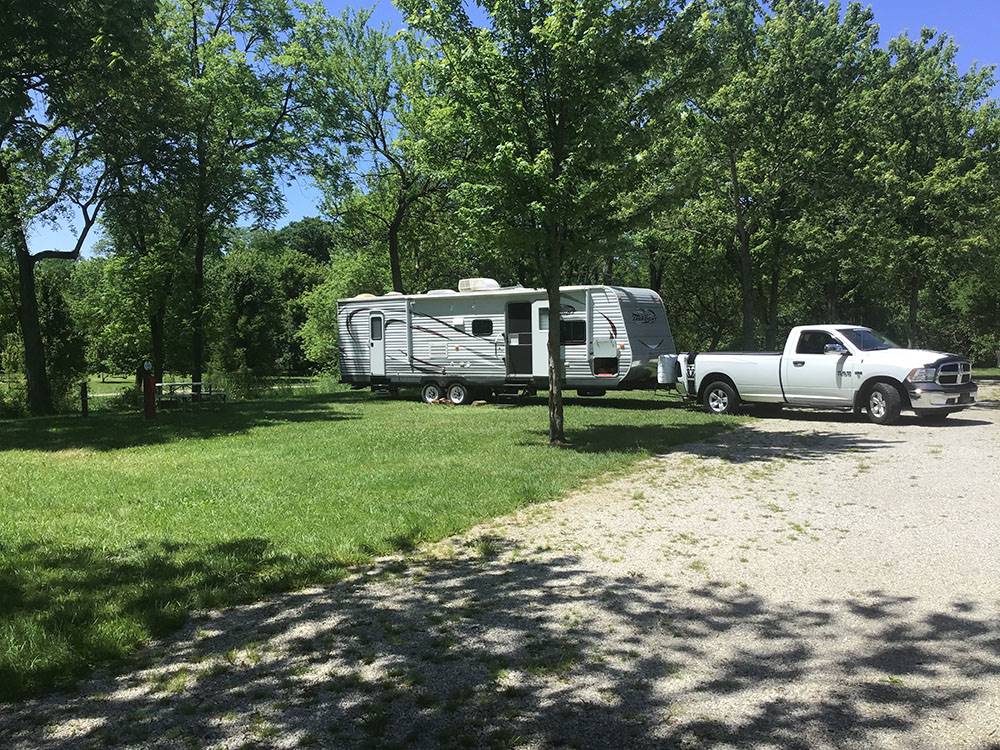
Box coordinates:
[4,391,1000,750]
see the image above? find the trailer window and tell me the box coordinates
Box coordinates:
[560,319,586,345]
[370,316,383,341]
[471,319,493,336]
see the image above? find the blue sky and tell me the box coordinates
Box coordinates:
[30,0,1000,256]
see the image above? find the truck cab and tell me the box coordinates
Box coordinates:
[673,325,978,424]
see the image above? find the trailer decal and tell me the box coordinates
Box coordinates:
[412,324,448,339]
[344,307,372,342]
[599,312,618,338]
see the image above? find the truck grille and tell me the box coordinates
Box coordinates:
[936,361,972,385]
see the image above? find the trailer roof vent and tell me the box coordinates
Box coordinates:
[458,277,501,292]
[426,288,458,295]
[383,291,403,297]
[353,293,377,299]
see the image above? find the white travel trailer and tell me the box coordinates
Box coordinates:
[337,278,677,404]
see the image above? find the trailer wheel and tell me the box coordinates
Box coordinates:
[446,381,472,405]
[703,381,739,415]
[420,382,443,404]
[867,383,902,425]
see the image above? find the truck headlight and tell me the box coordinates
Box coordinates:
[907,367,937,383]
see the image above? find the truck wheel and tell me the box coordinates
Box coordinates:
[703,381,739,415]
[446,381,472,405]
[420,382,443,403]
[867,383,901,425]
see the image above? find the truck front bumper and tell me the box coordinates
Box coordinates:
[906,381,978,412]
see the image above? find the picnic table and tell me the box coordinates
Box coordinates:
[156,382,227,404]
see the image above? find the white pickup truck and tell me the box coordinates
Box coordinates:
[671,325,977,425]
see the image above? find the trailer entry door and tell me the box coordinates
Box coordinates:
[369,312,385,377]
[505,302,532,377]
[531,301,550,378]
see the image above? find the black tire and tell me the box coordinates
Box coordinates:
[867,383,902,425]
[702,380,739,415]
[420,382,443,404]
[446,381,472,405]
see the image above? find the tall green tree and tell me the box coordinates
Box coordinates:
[0,0,155,413]
[866,30,996,347]
[161,0,321,392]
[405,0,683,443]
[309,9,447,294]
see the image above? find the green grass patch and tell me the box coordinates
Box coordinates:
[0,386,739,701]
[973,367,1000,379]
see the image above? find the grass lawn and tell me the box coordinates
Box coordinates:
[974,367,1000,379]
[0,386,739,701]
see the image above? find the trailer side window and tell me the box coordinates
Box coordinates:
[370,316,383,341]
[472,319,493,336]
[560,319,586,345]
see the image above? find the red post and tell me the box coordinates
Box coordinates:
[142,362,156,420]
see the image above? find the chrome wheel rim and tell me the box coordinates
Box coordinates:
[870,391,886,418]
[423,384,441,403]
[708,389,729,413]
[448,385,466,404]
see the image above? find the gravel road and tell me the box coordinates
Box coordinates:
[4,391,999,750]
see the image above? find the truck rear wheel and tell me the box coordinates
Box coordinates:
[867,383,901,425]
[703,381,739,416]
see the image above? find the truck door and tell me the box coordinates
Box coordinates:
[369,312,385,377]
[782,330,854,405]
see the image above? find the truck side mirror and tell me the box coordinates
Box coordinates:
[824,343,848,355]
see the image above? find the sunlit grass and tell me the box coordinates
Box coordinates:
[0,386,740,701]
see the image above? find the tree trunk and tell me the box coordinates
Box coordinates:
[150,299,166,384]
[907,278,919,349]
[764,264,780,351]
[545,230,565,445]
[739,245,755,350]
[728,153,755,350]
[191,221,206,396]
[387,208,405,294]
[546,282,564,445]
[12,231,53,414]
[648,252,663,294]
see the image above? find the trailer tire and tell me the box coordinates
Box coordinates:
[446,381,472,405]
[703,380,739,415]
[867,383,901,425]
[420,382,443,404]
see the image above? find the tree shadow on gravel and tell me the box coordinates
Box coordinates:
[0,538,352,702]
[3,540,998,750]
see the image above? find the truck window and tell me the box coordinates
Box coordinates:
[796,330,839,355]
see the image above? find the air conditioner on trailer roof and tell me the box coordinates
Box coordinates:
[458,277,501,292]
